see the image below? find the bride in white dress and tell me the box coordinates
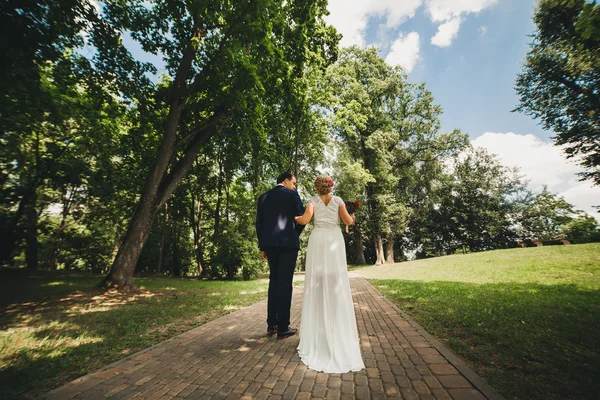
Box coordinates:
[294,175,365,373]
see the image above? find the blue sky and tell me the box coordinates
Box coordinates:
[324,0,599,218]
[384,0,543,139]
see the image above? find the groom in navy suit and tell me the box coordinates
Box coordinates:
[256,172,305,338]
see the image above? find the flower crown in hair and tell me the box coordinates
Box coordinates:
[327,178,334,187]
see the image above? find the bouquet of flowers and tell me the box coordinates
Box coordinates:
[345,200,361,214]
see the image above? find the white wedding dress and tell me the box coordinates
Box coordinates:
[297,195,365,373]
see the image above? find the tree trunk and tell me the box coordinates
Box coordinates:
[172,223,181,277]
[52,186,74,270]
[374,233,385,265]
[354,225,366,265]
[99,24,209,289]
[105,222,122,273]
[24,190,38,270]
[192,194,205,276]
[157,203,168,274]
[385,232,394,264]
[0,186,34,265]
[214,159,224,240]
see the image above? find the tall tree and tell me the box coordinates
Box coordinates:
[0,0,100,266]
[561,211,600,243]
[93,0,338,289]
[515,186,575,241]
[515,0,600,184]
[438,147,525,253]
[326,47,467,264]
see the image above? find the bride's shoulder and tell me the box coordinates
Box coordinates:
[309,195,320,204]
[333,196,345,206]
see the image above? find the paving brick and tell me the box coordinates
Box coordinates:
[401,387,420,400]
[272,380,288,395]
[432,388,453,400]
[340,380,354,394]
[412,379,431,394]
[260,374,277,389]
[437,375,473,389]
[325,388,341,400]
[299,378,315,392]
[328,376,342,389]
[429,363,459,375]
[423,375,442,389]
[355,385,370,400]
[447,388,487,400]
[354,374,368,386]
[312,383,327,397]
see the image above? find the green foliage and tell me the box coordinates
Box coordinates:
[561,211,600,243]
[409,146,526,257]
[325,47,468,263]
[515,186,575,240]
[515,0,600,184]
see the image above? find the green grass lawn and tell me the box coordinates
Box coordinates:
[0,270,269,399]
[357,243,600,400]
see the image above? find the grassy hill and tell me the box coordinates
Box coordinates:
[357,243,600,400]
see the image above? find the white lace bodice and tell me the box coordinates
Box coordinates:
[310,195,345,228]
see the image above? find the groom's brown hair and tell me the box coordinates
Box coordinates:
[276,172,294,184]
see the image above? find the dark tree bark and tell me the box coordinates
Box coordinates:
[157,203,167,274]
[171,222,181,277]
[24,190,38,270]
[52,185,74,270]
[192,194,205,276]
[0,186,35,265]
[353,224,367,265]
[214,158,224,241]
[385,232,394,264]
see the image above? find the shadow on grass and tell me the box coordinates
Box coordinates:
[0,277,268,400]
[0,268,105,306]
[372,279,600,400]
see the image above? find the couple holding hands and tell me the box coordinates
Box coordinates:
[255,172,364,374]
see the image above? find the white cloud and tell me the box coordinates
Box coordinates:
[472,132,600,219]
[385,32,421,73]
[370,0,423,27]
[425,0,500,22]
[431,17,461,47]
[324,0,499,49]
[325,0,422,47]
[425,0,499,47]
[478,25,488,36]
[89,0,102,14]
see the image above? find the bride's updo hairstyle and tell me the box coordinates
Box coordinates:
[314,175,333,195]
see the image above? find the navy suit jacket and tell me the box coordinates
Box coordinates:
[256,185,305,250]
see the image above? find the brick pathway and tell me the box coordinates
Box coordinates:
[43,276,504,400]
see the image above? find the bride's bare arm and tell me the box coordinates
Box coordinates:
[339,204,355,226]
[294,203,314,225]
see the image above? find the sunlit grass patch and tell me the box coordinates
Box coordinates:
[360,243,600,400]
[0,275,269,399]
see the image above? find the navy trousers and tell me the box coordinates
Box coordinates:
[265,247,298,331]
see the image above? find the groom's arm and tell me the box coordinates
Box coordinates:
[293,191,305,235]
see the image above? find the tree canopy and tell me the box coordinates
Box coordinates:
[515,0,600,184]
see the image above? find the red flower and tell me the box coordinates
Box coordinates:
[344,199,361,214]
[327,178,334,187]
